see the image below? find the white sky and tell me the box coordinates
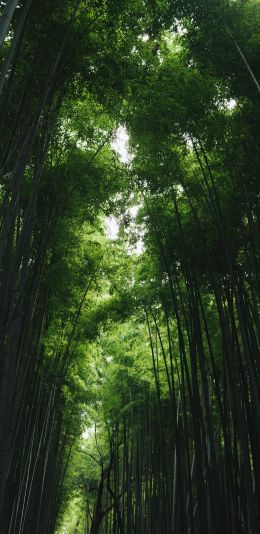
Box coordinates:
[105,209,144,255]
[106,128,144,254]
[226,98,236,110]
[111,125,133,164]
[82,424,95,440]
[106,216,119,240]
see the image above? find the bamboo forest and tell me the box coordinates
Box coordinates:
[0,0,260,533]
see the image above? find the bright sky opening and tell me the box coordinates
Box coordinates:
[105,216,119,240]
[111,125,133,164]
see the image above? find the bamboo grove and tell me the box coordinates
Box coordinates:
[0,1,259,533]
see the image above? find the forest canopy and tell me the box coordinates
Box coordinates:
[0,1,259,533]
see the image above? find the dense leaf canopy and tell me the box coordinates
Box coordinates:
[0,1,259,533]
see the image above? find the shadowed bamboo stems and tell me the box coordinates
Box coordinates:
[96,123,259,531]
[0,1,259,533]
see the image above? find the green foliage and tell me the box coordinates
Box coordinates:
[0,1,259,533]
